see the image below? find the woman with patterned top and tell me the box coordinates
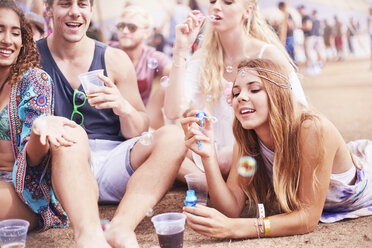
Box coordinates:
[0,0,78,232]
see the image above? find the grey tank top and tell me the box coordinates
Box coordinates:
[37,38,125,141]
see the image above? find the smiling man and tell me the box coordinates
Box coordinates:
[36,0,186,247]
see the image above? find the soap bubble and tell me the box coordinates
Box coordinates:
[206,94,213,102]
[139,131,153,146]
[207,116,218,123]
[197,34,204,41]
[146,208,154,217]
[207,15,217,21]
[225,65,233,73]
[241,70,246,77]
[160,76,169,88]
[147,58,158,69]
[238,156,257,177]
[100,219,110,231]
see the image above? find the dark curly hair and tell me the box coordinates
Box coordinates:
[0,0,41,85]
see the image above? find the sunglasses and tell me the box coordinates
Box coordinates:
[70,89,87,126]
[116,22,140,33]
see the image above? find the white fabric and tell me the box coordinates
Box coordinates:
[89,137,139,203]
[185,59,235,152]
[258,138,372,223]
[258,43,272,59]
[258,44,308,106]
[289,71,308,106]
[330,165,356,185]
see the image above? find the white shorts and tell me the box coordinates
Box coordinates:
[89,137,140,203]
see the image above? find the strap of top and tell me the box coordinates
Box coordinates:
[258,44,274,59]
[259,139,274,180]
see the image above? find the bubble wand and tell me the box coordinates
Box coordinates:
[196,111,206,150]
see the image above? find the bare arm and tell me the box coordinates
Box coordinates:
[185,117,339,238]
[100,47,149,138]
[181,111,246,217]
[164,11,203,120]
[26,116,78,166]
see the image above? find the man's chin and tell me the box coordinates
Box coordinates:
[119,42,141,51]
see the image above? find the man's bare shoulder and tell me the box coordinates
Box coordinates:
[104,46,136,82]
[105,46,132,65]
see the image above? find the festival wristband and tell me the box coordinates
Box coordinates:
[258,203,265,218]
[263,217,271,237]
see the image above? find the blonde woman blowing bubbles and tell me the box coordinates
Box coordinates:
[165,0,308,179]
[181,59,372,238]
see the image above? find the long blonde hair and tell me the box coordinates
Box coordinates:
[198,0,294,105]
[232,59,323,215]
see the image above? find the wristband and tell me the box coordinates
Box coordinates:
[263,217,271,237]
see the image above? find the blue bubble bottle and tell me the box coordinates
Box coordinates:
[184,190,198,207]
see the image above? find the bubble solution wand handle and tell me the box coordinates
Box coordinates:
[184,190,198,207]
[196,111,206,150]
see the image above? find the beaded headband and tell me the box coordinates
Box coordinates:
[237,67,291,89]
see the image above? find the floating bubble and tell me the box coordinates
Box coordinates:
[238,156,257,177]
[206,15,217,21]
[160,76,169,88]
[146,208,154,217]
[225,65,233,73]
[100,219,110,231]
[197,34,204,41]
[207,116,218,123]
[224,82,233,106]
[195,12,204,23]
[241,70,246,77]
[139,131,154,146]
[206,94,213,102]
[147,58,158,69]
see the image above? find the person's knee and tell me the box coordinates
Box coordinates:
[51,125,90,158]
[154,125,187,154]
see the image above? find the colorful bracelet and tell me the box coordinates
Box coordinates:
[263,217,271,237]
[257,218,264,237]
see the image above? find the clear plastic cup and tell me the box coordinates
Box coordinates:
[0,219,29,248]
[78,69,104,106]
[184,173,208,206]
[151,212,186,248]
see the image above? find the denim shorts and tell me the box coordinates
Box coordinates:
[89,137,140,203]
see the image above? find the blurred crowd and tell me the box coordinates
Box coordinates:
[266,2,372,75]
[18,0,372,76]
